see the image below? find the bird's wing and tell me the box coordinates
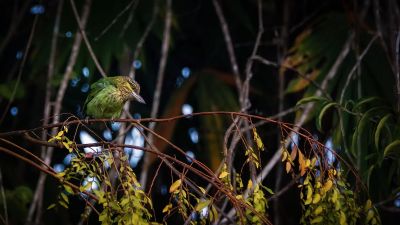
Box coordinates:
[83,78,113,111]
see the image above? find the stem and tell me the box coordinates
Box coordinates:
[128,3,159,79]
[69,0,106,77]
[212,0,242,92]
[140,0,172,187]
[0,168,8,225]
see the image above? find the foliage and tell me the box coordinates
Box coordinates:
[47,126,157,224]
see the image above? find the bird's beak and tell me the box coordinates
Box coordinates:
[131,91,146,104]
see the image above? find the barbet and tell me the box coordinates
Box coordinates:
[84,76,145,119]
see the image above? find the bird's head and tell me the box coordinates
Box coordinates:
[123,77,145,104]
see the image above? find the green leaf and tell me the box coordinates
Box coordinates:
[47,203,56,210]
[374,114,393,150]
[353,97,383,112]
[383,140,400,159]
[296,96,328,107]
[60,192,69,204]
[63,185,74,194]
[316,102,337,132]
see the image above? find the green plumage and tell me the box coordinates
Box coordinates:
[84,76,145,119]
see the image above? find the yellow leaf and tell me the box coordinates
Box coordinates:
[169,179,182,193]
[247,180,253,189]
[331,189,338,203]
[282,151,288,162]
[304,176,310,185]
[285,161,291,173]
[311,157,317,166]
[340,211,347,225]
[298,151,306,176]
[312,193,321,204]
[305,159,311,168]
[56,130,64,139]
[195,199,211,211]
[366,210,374,222]
[305,185,313,205]
[63,185,74,194]
[219,171,229,179]
[323,179,333,193]
[162,204,173,213]
[365,199,372,211]
[62,142,73,153]
[314,205,323,215]
[291,146,298,161]
[310,216,323,224]
[198,186,206,194]
[252,128,264,150]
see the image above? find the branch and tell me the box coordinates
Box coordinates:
[140,0,172,187]
[339,35,378,104]
[395,30,400,112]
[252,55,331,100]
[212,0,242,92]
[128,3,159,79]
[0,168,8,225]
[0,1,30,57]
[94,0,137,41]
[69,0,106,77]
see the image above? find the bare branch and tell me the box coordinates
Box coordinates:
[128,3,159,79]
[140,0,172,187]
[339,35,378,104]
[395,30,400,112]
[0,168,8,225]
[94,0,137,41]
[212,0,242,92]
[0,1,30,57]
[70,0,106,77]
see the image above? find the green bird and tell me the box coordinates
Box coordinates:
[84,76,145,119]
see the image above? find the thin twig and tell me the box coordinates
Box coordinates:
[252,55,331,100]
[0,0,30,57]
[395,30,400,112]
[128,3,159,79]
[212,0,242,92]
[119,1,139,38]
[70,0,106,77]
[339,35,378,104]
[274,1,290,223]
[0,168,8,225]
[94,0,137,41]
[140,0,172,187]
[40,0,64,172]
[0,13,39,125]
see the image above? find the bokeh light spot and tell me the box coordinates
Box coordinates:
[181,67,191,78]
[10,107,18,116]
[30,5,45,15]
[182,104,193,115]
